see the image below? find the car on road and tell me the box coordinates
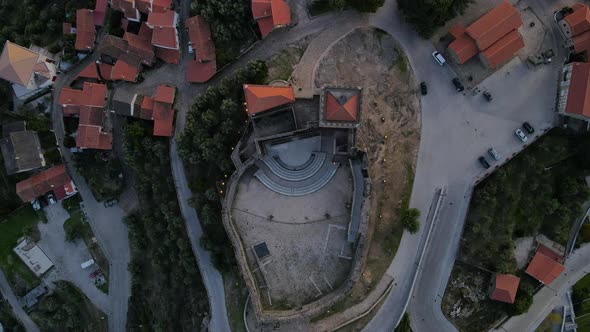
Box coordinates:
[478,156,491,169]
[483,91,492,101]
[420,82,427,95]
[515,128,528,143]
[452,78,464,92]
[523,122,535,134]
[432,51,446,65]
[487,148,501,161]
[103,198,119,207]
[47,193,56,205]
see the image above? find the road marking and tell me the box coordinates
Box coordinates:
[309,276,323,297]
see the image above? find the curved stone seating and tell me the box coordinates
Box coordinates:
[254,163,338,197]
[263,152,326,181]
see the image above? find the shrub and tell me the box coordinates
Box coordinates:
[401,208,421,233]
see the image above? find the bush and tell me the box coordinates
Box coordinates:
[401,208,421,233]
[63,135,76,148]
[510,292,533,315]
[395,312,412,332]
[63,214,85,242]
[61,194,82,214]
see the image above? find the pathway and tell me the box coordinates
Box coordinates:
[0,269,40,332]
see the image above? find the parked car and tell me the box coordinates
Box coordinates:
[487,148,501,161]
[47,193,56,205]
[483,91,493,101]
[523,122,535,134]
[515,129,528,143]
[103,198,119,207]
[81,259,95,269]
[478,156,491,169]
[32,199,41,211]
[432,51,446,65]
[452,78,464,92]
[420,82,428,95]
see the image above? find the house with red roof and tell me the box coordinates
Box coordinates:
[134,85,176,137]
[186,15,217,83]
[58,82,113,150]
[447,1,524,69]
[560,3,590,55]
[16,164,77,203]
[489,274,520,304]
[525,247,566,285]
[75,9,97,51]
[319,86,362,128]
[252,0,291,38]
[243,84,295,116]
[558,61,590,122]
[94,0,108,26]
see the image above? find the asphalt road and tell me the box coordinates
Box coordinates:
[0,269,40,332]
[365,0,560,331]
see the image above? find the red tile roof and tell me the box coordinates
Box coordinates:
[76,125,113,150]
[572,30,590,55]
[75,9,96,51]
[136,0,151,14]
[94,0,108,26]
[124,32,156,65]
[63,23,73,35]
[526,251,566,285]
[59,82,107,108]
[480,29,524,68]
[490,274,520,304]
[79,106,105,126]
[449,23,467,39]
[112,0,140,21]
[186,60,216,83]
[152,26,178,49]
[152,0,172,13]
[536,244,564,264]
[154,85,175,104]
[152,101,175,136]
[77,62,115,80]
[140,96,154,119]
[111,59,140,82]
[16,165,74,202]
[147,10,176,27]
[466,1,523,51]
[565,62,590,119]
[138,23,153,42]
[243,84,295,115]
[155,47,180,64]
[252,0,291,38]
[186,16,216,62]
[565,4,590,37]
[325,91,359,122]
[448,27,479,64]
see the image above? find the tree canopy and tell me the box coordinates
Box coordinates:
[397,0,472,38]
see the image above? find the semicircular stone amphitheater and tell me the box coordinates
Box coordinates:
[254,152,339,196]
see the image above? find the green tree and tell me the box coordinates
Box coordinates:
[401,208,421,233]
[510,292,533,315]
[395,312,412,332]
[397,0,472,38]
[347,0,384,12]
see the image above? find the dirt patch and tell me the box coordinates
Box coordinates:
[266,37,312,83]
[313,27,421,319]
[441,262,507,332]
[513,236,533,269]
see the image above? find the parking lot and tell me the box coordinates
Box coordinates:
[37,204,109,312]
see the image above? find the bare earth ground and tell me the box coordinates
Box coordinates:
[232,167,354,308]
[266,35,314,83]
[312,27,421,326]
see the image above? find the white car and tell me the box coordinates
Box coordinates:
[432,51,446,65]
[47,193,56,205]
[515,129,528,143]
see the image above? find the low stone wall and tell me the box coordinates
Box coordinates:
[221,154,373,324]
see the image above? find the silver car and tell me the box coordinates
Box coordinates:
[487,148,501,161]
[515,129,528,143]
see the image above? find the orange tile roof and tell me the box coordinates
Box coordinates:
[186,16,216,62]
[154,85,175,104]
[155,47,180,64]
[490,274,520,304]
[572,30,590,55]
[147,10,176,27]
[16,164,72,202]
[525,251,565,285]
[565,4,590,37]
[186,60,216,83]
[252,0,291,38]
[243,84,295,115]
[449,23,467,39]
[448,30,479,64]
[94,0,108,26]
[481,29,524,68]
[152,101,175,136]
[111,59,140,82]
[75,9,96,51]
[59,82,107,108]
[140,96,154,119]
[76,125,112,150]
[77,62,115,80]
[536,244,564,264]
[124,32,155,65]
[152,0,172,13]
[79,106,105,126]
[565,62,590,119]
[138,23,153,42]
[152,26,178,49]
[325,91,359,122]
[466,1,523,51]
[0,41,42,87]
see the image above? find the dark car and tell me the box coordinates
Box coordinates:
[420,82,427,95]
[478,156,491,169]
[523,122,535,134]
[452,78,464,92]
[483,91,493,101]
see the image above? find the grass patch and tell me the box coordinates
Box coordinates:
[0,205,41,295]
[224,269,248,332]
[394,54,408,74]
[266,47,306,83]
